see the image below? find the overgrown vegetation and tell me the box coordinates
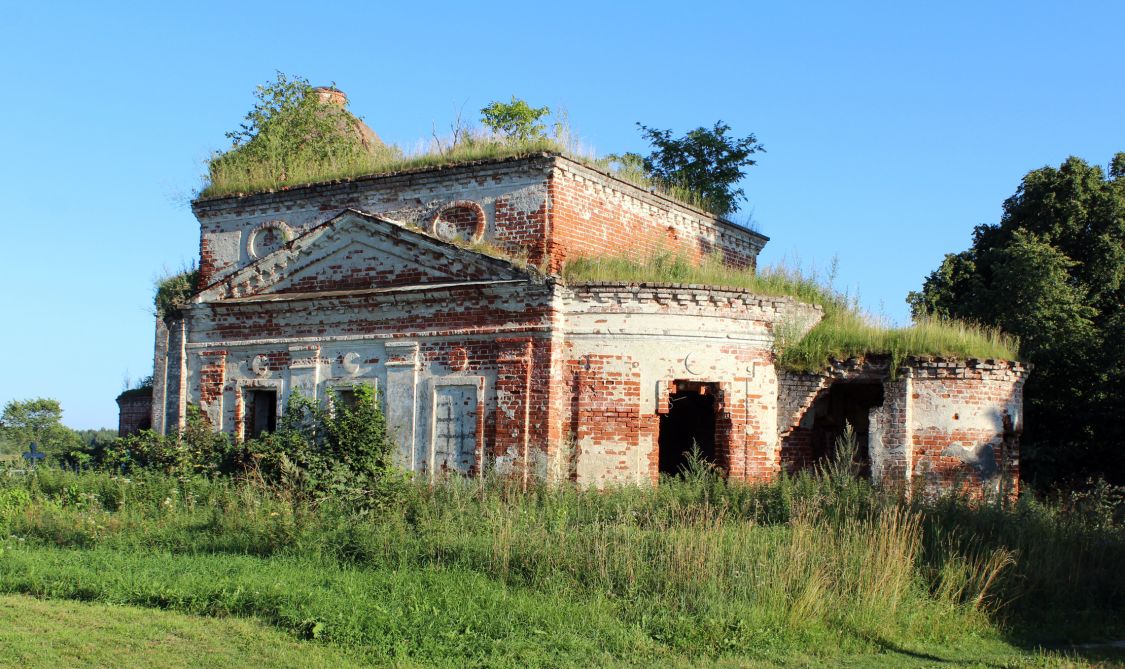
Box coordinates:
[0,444,1121,666]
[154,267,200,318]
[563,251,1018,371]
[2,393,1121,665]
[200,74,763,221]
[910,153,1125,489]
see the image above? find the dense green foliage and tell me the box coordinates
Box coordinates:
[104,388,400,511]
[480,97,552,142]
[0,459,1121,667]
[909,154,1125,487]
[563,251,1017,370]
[0,398,83,462]
[244,386,403,510]
[634,121,764,216]
[206,72,400,198]
[154,267,200,318]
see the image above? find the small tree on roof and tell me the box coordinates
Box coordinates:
[480,97,551,142]
[637,121,764,216]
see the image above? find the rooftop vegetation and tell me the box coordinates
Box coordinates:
[199,75,758,218]
[562,252,1019,371]
[154,267,200,319]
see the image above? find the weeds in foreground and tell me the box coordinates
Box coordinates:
[1,464,1120,648]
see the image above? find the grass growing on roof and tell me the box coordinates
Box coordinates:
[562,251,1019,371]
[779,310,1019,373]
[202,135,565,199]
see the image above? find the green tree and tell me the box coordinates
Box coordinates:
[480,97,551,142]
[208,72,392,192]
[247,386,401,510]
[909,154,1125,488]
[636,121,764,216]
[0,398,82,462]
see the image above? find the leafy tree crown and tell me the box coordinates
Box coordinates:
[480,97,551,141]
[637,121,764,216]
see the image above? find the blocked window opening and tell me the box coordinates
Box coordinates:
[333,387,359,411]
[431,202,485,243]
[245,389,277,439]
[433,385,478,474]
[809,383,883,477]
[659,381,718,475]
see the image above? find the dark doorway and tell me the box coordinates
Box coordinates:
[246,389,277,439]
[659,381,718,475]
[810,383,883,477]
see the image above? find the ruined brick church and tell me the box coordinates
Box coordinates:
[137,148,1027,496]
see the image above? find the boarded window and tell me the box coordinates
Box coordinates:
[433,385,478,473]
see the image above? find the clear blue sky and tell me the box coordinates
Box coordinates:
[1,1,1121,429]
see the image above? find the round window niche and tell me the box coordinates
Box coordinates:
[246,221,293,259]
[429,200,486,243]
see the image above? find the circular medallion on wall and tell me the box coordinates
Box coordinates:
[429,200,486,243]
[246,221,294,259]
[342,352,361,375]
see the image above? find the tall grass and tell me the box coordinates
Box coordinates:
[201,119,742,227]
[563,250,1019,370]
[779,310,1019,373]
[202,136,566,199]
[2,465,1120,655]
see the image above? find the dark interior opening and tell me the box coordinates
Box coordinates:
[659,381,718,475]
[810,383,883,477]
[334,387,359,411]
[246,389,277,439]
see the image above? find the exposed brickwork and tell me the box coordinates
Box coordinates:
[116,391,152,437]
[190,155,764,289]
[778,357,1028,496]
[145,157,1028,496]
[546,161,766,272]
[430,200,486,243]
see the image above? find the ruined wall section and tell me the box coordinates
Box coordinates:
[182,280,557,481]
[776,370,833,472]
[546,160,767,272]
[191,157,554,287]
[151,315,186,435]
[557,282,820,486]
[778,357,1028,497]
[909,359,1028,498]
[116,390,152,437]
[191,155,769,292]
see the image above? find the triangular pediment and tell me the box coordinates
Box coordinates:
[198,209,530,301]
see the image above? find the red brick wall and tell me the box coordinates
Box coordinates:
[544,163,762,272]
[567,354,652,483]
[116,392,152,437]
[909,362,1026,498]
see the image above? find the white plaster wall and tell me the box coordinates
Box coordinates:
[562,288,787,485]
[196,165,549,284]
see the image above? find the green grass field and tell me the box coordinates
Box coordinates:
[0,468,1121,668]
[0,594,368,669]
